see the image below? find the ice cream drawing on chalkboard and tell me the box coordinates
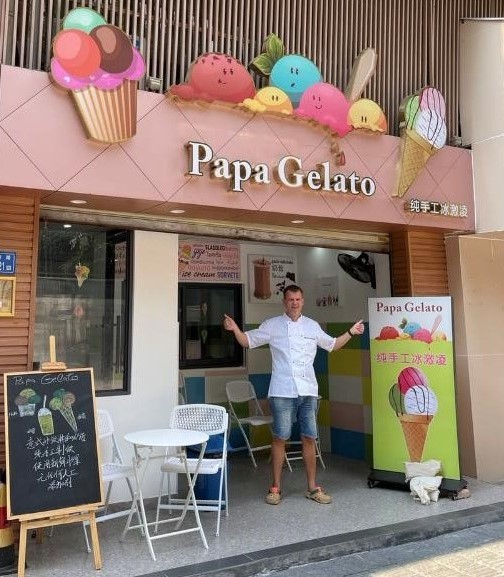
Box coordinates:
[49,389,78,432]
[15,388,41,417]
[13,387,78,433]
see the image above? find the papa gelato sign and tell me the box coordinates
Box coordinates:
[186,141,376,195]
[368,296,460,481]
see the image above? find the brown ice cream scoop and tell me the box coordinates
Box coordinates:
[90,24,133,74]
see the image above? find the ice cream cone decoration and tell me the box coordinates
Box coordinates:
[389,366,438,462]
[394,87,447,198]
[75,263,90,287]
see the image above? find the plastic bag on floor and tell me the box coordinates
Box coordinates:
[409,475,443,505]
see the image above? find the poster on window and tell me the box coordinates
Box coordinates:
[178,241,240,282]
[248,254,297,303]
[315,276,339,307]
[368,296,460,481]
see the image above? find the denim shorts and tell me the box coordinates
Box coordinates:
[269,396,318,440]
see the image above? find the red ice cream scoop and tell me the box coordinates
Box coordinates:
[398,366,428,394]
[376,326,399,340]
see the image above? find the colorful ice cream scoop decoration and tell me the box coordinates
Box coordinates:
[250,34,322,107]
[51,7,145,143]
[49,389,78,432]
[169,53,256,104]
[348,99,388,133]
[394,86,447,197]
[295,82,352,137]
[389,367,438,462]
[241,87,293,115]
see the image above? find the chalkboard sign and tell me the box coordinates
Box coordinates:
[4,368,103,520]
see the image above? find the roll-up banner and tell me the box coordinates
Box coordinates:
[368,296,460,481]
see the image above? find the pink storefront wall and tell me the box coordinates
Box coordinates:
[0,65,474,232]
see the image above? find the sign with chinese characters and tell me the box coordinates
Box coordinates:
[0,252,16,274]
[248,254,298,303]
[405,199,469,218]
[4,368,102,520]
[368,297,460,480]
[178,241,240,283]
[315,276,340,307]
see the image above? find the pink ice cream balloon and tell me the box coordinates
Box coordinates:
[294,82,352,137]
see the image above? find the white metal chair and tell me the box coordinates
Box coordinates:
[284,396,326,471]
[83,409,141,551]
[225,380,273,467]
[155,404,229,536]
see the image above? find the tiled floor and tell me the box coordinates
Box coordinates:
[21,453,504,577]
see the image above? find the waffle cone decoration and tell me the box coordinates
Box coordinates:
[72,80,138,143]
[394,87,447,198]
[399,414,433,462]
[395,129,435,198]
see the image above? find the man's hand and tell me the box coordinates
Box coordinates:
[223,314,238,332]
[223,314,249,348]
[350,319,365,336]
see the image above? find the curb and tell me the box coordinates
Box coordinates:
[144,501,504,577]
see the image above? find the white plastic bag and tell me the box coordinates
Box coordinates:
[404,459,442,482]
[409,475,443,505]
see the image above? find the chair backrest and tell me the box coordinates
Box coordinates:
[170,404,228,437]
[225,380,257,404]
[97,409,124,465]
[97,409,114,440]
[226,380,265,417]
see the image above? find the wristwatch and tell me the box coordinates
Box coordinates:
[347,329,353,337]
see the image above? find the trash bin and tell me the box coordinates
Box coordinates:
[187,434,229,506]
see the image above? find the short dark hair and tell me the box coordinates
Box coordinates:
[283,284,304,298]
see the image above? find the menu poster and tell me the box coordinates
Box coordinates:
[4,368,103,520]
[178,241,240,283]
[248,254,297,303]
[368,296,460,480]
[315,276,339,307]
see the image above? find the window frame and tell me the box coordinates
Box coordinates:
[35,222,133,396]
[178,282,244,370]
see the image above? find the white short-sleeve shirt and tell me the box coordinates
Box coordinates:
[245,313,336,397]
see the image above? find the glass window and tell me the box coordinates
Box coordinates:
[35,222,131,394]
[179,283,243,369]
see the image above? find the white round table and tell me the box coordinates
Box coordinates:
[121,428,209,560]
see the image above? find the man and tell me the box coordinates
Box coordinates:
[223,284,365,505]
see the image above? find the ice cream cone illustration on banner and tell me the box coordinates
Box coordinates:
[389,367,438,461]
[49,389,78,432]
[394,87,447,197]
[50,7,145,143]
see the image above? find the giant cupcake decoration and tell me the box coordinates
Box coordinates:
[51,7,145,143]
